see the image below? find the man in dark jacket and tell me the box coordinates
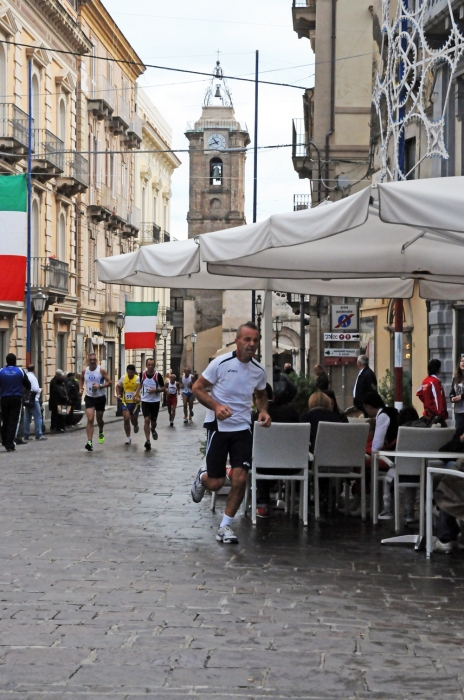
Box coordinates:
[0,353,31,452]
[49,370,68,432]
[314,364,329,391]
[353,355,377,415]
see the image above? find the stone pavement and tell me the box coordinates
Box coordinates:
[2,405,464,699]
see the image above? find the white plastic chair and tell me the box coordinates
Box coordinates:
[250,423,311,526]
[372,426,455,532]
[311,422,370,521]
[426,465,464,558]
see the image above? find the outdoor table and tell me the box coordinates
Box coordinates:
[372,450,464,550]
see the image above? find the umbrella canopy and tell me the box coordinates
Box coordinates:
[97,238,413,297]
[198,177,464,300]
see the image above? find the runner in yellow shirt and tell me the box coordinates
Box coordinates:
[115,364,140,445]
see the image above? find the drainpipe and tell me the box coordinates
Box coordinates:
[325,0,336,198]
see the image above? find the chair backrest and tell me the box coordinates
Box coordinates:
[395,426,456,475]
[313,422,369,469]
[347,417,367,423]
[252,423,310,471]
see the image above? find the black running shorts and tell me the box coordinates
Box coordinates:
[204,420,253,478]
[141,401,160,421]
[84,395,106,412]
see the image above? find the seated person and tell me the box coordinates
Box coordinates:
[300,390,341,451]
[324,389,348,423]
[252,383,300,519]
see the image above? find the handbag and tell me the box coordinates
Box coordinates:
[24,391,37,408]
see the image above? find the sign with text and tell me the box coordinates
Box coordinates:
[324,332,360,342]
[324,348,358,358]
[331,304,358,331]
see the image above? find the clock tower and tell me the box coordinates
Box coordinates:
[182,62,251,370]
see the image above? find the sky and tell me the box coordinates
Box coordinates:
[102,0,315,240]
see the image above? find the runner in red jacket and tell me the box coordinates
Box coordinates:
[417,359,449,421]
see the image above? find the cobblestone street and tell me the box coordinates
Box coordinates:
[1,405,464,698]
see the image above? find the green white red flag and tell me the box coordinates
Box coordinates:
[124,300,159,350]
[0,174,27,302]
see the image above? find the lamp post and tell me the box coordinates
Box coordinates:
[273,316,282,349]
[115,312,125,417]
[255,294,262,361]
[32,289,47,391]
[161,322,168,378]
[191,332,197,372]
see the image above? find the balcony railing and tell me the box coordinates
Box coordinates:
[125,114,143,148]
[186,119,248,133]
[33,129,65,172]
[126,205,141,232]
[139,222,162,244]
[89,74,115,115]
[292,0,316,6]
[163,230,171,243]
[294,194,311,211]
[110,93,130,134]
[0,103,32,152]
[31,257,69,295]
[68,151,88,187]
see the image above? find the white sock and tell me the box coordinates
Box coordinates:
[220,514,234,528]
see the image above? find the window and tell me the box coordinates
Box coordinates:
[171,296,183,311]
[0,44,7,102]
[153,194,157,224]
[210,157,223,186]
[121,161,127,199]
[56,333,67,372]
[91,43,97,98]
[142,186,146,222]
[58,212,66,261]
[108,58,113,85]
[58,98,66,143]
[89,237,96,286]
[32,74,40,127]
[172,327,183,345]
[0,329,8,365]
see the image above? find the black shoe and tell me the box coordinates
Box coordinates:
[134,423,139,434]
[144,440,151,451]
[152,429,158,441]
[15,438,26,445]
[85,440,93,451]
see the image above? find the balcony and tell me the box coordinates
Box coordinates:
[87,74,115,121]
[88,183,129,232]
[139,221,162,245]
[57,151,89,196]
[294,194,311,211]
[109,92,130,135]
[292,0,316,41]
[123,114,143,149]
[123,205,141,237]
[292,118,312,179]
[31,129,65,181]
[0,104,32,161]
[31,257,69,301]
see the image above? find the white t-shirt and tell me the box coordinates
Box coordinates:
[202,351,267,432]
[181,374,193,394]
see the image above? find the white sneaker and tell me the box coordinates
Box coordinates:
[191,465,207,503]
[433,537,455,554]
[378,507,393,520]
[216,524,239,544]
[125,437,131,445]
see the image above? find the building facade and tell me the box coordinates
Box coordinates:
[132,86,180,377]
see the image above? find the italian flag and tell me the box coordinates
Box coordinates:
[0,174,27,302]
[124,300,159,350]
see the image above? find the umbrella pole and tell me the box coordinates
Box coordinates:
[394,298,403,410]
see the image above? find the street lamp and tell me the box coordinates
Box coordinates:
[161,322,168,378]
[255,294,262,361]
[273,316,283,349]
[115,312,125,417]
[32,289,47,391]
[190,332,197,372]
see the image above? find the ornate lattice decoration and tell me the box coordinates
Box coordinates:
[373,0,464,181]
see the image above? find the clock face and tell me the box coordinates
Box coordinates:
[207,133,226,150]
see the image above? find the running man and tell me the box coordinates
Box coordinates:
[79,353,112,451]
[165,372,180,427]
[135,357,164,451]
[181,367,194,423]
[191,322,271,544]
[115,364,140,444]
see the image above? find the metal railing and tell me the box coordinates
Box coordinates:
[139,222,161,244]
[292,118,306,159]
[33,129,65,171]
[31,257,69,295]
[0,103,32,149]
[163,230,170,243]
[127,205,141,231]
[94,74,115,111]
[100,183,128,223]
[186,119,248,132]
[294,194,311,211]
[127,114,143,140]
[66,151,89,187]
[114,92,130,127]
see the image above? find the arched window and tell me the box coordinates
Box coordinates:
[31,199,40,260]
[0,44,7,103]
[58,98,66,143]
[31,74,40,127]
[210,157,222,186]
[58,212,66,261]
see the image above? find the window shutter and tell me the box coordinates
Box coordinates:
[96,138,102,189]
[112,153,118,199]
